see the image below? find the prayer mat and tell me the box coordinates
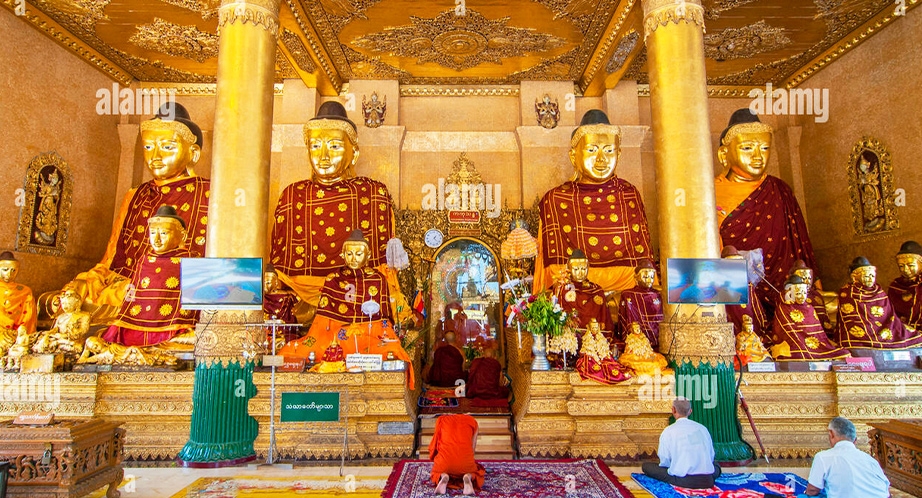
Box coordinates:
[631,472,809,497]
[170,475,386,497]
[383,459,634,497]
[424,386,460,398]
[418,395,460,408]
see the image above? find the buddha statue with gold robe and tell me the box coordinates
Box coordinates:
[69,103,209,307]
[714,109,816,313]
[617,258,663,347]
[576,318,631,384]
[76,336,177,367]
[0,251,36,358]
[888,241,922,329]
[721,246,768,342]
[101,205,199,347]
[535,109,652,293]
[836,257,922,349]
[619,322,672,377]
[770,275,849,360]
[32,286,91,356]
[736,315,771,365]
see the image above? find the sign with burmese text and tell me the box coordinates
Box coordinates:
[281,392,340,422]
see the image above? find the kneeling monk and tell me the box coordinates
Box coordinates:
[430,414,485,495]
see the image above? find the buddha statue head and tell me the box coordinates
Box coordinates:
[896,240,922,281]
[789,259,814,287]
[783,275,809,305]
[567,249,589,283]
[140,103,203,184]
[628,321,644,337]
[341,229,370,270]
[304,101,359,186]
[587,317,601,335]
[147,205,187,254]
[741,314,755,335]
[58,286,83,314]
[849,257,876,288]
[634,258,656,289]
[264,264,280,294]
[569,109,621,184]
[0,251,19,284]
[717,109,773,183]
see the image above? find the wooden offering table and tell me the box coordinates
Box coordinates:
[869,419,922,497]
[0,419,124,497]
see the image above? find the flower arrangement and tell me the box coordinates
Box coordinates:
[506,285,578,338]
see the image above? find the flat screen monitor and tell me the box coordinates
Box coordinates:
[180,257,263,310]
[666,258,749,305]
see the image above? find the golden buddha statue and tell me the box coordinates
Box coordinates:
[310,338,346,373]
[617,258,663,347]
[714,109,816,313]
[0,251,36,358]
[66,103,209,308]
[1,327,35,370]
[535,109,652,293]
[889,241,922,329]
[735,315,771,365]
[771,275,849,360]
[576,318,631,384]
[789,259,835,334]
[32,286,91,356]
[76,336,177,367]
[618,321,672,377]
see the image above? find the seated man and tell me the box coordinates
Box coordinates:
[805,416,890,497]
[618,258,663,346]
[642,398,722,489]
[466,347,509,400]
[771,275,849,361]
[836,257,922,349]
[429,414,485,496]
[428,331,467,388]
[889,240,922,329]
[0,251,36,356]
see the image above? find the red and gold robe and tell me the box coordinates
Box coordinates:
[428,343,467,388]
[771,301,849,360]
[575,354,632,385]
[1,281,36,334]
[466,356,509,400]
[889,276,922,329]
[77,176,210,306]
[102,247,199,346]
[535,178,652,292]
[618,285,663,346]
[556,280,613,331]
[716,175,816,311]
[726,283,769,343]
[836,282,922,349]
[270,177,394,304]
[429,414,485,491]
[263,292,300,342]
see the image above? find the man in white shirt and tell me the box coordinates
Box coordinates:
[804,416,890,497]
[642,398,722,489]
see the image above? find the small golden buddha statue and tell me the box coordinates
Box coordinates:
[32,286,91,356]
[618,322,672,377]
[310,338,346,373]
[76,336,177,367]
[575,319,631,384]
[889,241,922,329]
[736,315,771,364]
[0,251,37,357]
[1,327,34,370]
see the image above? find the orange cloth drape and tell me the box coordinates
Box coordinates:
[429,414,485,490]
[1,282,37,333]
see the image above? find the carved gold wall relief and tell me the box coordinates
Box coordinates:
[704,20,791,61]
[130,17,219,63]
[847,137,899,236]
[280,28,317,73]
[606,30,639,73]
[16,152,72,257]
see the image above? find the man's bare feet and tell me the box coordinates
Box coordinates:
[436,473,449,494]
[463,473,475,495]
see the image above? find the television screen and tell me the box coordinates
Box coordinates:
[666,258,749,305]
[180,258,263,310]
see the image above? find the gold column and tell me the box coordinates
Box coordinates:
[642,0,753,463]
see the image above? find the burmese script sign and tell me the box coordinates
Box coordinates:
[448,210,481,223]
[280,392,340,422]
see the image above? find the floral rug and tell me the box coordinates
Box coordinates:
[170,475,386,497]
[631,472,809,497]
[383,459,634,497]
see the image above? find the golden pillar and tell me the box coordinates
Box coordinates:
[642,0,754,463]
[178,0,280,466]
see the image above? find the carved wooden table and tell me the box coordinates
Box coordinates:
[868,419,922,497]
[0,419,124,497]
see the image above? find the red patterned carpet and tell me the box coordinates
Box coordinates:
[383,459,635,497]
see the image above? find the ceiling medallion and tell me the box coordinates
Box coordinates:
[130,18,218,63]
[704,20,791,61]
[352,10,566,72]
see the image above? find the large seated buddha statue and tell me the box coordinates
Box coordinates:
[279,230,414,388]
[1,252,36,355]
[836,257,922,350]
[270,102,401,315]
[617,258,663,347]
[535,109,652,293]
[100,205,199,347]
[770,275,848,361]
[69,103,209,307]
[721,246,768,342]
[888,241,922,329]
[714,109,816,313]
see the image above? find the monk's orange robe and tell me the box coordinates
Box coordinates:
[1,281,37,334]
[429,414,485,491]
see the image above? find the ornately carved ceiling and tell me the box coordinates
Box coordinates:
[4,0,915,95]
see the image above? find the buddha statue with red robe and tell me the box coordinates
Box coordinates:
[770,275,849,361]
[0,252,36,357]
[617,258,663,347]
[714,109,816,313]
[69,103,209,307]
[789,259,834,336]
[836,257,922,349]
[888,241,922,330]
[102,205,199,347]
[262,264,301,344]
[576,318,631,384]
[721,246,768,342]
[535,109,652,293]
[550,249,611,368]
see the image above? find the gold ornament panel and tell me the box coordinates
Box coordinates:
[16,151,73,257]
